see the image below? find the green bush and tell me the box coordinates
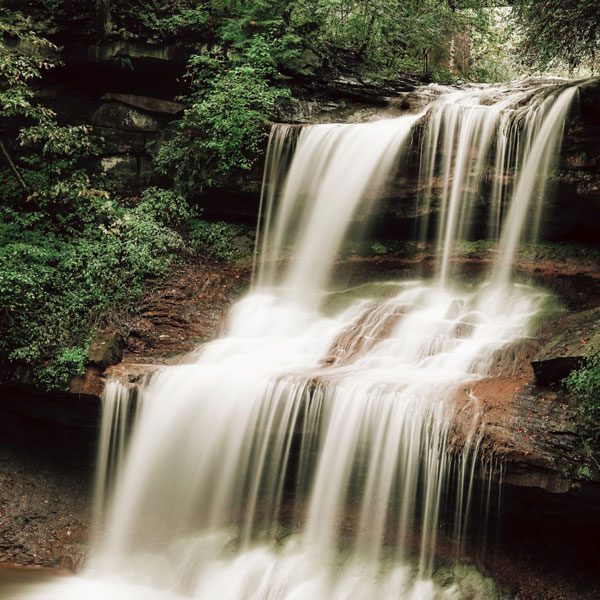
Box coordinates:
[155,37,291,193]
[188,219,252,262]
[564,353,600,441]
[0,20,198,389]
[36,345,89,390]
[370,242,389,256]
[0,193,186,388]
[136,187,194,226]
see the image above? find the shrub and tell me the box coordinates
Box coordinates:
[564,353,600,441]
[188,219,252,262]
[0,191,186,389]
[370,242,389,256]
[136,187,194,227]
[154,37,291,193]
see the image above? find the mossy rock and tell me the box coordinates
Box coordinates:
[532,307,600,385]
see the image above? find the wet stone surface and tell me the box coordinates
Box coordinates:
[0,449,90,571]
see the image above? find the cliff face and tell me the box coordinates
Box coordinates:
[26,37,600,243]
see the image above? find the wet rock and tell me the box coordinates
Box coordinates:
[69,365,105,398]
[91,103,163,132]
[93,126,145,154]
[531,307,600,385]
[88,330,123,369]
[100,93,184,115]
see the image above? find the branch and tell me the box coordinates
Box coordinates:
[0,138,28,192]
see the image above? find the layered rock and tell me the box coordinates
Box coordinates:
[532,307,600,386]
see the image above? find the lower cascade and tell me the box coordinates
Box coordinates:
[13,80,579,599]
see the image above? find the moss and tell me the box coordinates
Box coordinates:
[519,241,600,262]
[454,240,495,259]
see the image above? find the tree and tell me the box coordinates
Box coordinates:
[514,0,600,72]
[95,0,112,37]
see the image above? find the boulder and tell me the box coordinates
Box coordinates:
[88,330,123,369]
[91,102,163,132]
[100,93,184,115]
[99,155,139,190]
[531,307,600,385]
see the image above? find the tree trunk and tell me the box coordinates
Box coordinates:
[95,0,112,38]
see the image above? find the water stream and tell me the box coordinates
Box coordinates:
[11,80,578,599]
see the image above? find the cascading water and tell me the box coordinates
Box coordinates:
[416,81,577,286]
[92,381,139,536]
[11,80,578,599]
[255,115,421,305]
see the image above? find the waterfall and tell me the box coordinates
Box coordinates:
[255,115,422,306]
[416,81,577,286]
[13,80,578,599]
[92,380,139,535]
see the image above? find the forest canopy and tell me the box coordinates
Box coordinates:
[3,1,597,80]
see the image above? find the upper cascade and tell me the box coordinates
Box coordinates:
[255,114,422,307]
[416,81,578,286]
[256,79,578,301]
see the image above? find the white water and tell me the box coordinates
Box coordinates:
[92,381,139,537]
[256,115,422,307]
[417,81,577,286]
[10,80,578,599]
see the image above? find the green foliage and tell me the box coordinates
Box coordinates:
[370,242,389,256]
[0,193,186,388]
[4,0,596,81]
[514,0,600,72]
[564,353,600,441]
[213,0,495,79]
[577,465,593,481]
[36,344,89,390]
[0,17,191,389]
[108,0,209,39]
[155,37,291,193]
[188,219,252,262]
[469,7,525,82]
[137,187,194,226]
[456,240,494,259]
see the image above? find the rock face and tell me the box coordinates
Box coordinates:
[27,36,600,245]
[33,38,418,198]
[100,93,184,115]
[91,102,163,132]
[532,307,600,386]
